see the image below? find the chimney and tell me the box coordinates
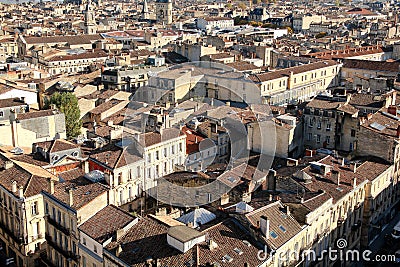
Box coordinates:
[269,194,273,201]
[69,189,73,206]
[286,205,290,216]
[341,158,345,167]
[208,239,218,251]
[19,186,24,198]
[300,197,304,203]
[12,181,17,193]
[388,105,397,116]
[116,229,125,240]
[4,160,13,170]
[48,178,54,194]
[259,216,270,238]
[332,170,340,185]
[116,244,123,257]
[350,163,357,173]
[353,177,357,188]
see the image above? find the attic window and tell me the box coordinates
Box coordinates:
[223,255,233,263]
[279,225,287,233]
[233,248,243,255]
[270,231,278,239]
[336,187,343,192]
[227,177,236,183]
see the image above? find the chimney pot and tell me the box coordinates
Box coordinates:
[19,186,24,198]
[69,189,73,206]
[12,181,17,193]
[48,178,54,194]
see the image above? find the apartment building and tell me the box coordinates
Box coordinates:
[88,144,145,208]
[0,154,58,267]
[0,97,29,124]
[78,205,137,267]
[101,65,166,92]
[250,60,342,106]
[196,17,234,32]
[41,168,110,267]
[303,95,359,152]
[0,109,67,150]
[0,37,18,60]
[35,49,108,76]
[131,128,187,191]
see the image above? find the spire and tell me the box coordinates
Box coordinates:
[141,0,149,20]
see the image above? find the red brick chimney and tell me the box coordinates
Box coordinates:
[388,105,397,116]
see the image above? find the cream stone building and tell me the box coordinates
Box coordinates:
[0,155,58,267]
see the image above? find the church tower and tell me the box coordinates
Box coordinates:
[141,0,149,20]
[155,0,172,25]
[84,0,97,34]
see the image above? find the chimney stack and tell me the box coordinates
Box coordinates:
[286,206,290,216]
[260,216,270,239]
[353,177,357,188]
[341,157,345,166]
[12,181,17,193]
[48,178,54,194]
[4,161,13,170]
[18,186,24,199]
[269,194,273,201]
[350,163,357,173]
[388,105,397,116]
[69,189,73,206]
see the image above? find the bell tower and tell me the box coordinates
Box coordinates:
[155,0,172,25]
[84,0,97,34]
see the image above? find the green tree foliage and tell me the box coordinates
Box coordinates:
[44,92,82,139]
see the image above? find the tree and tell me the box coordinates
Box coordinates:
[45,92,82,139]
[238,2,246,10]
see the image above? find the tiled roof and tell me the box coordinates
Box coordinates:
[249,60,339,83]
[16,109,60,120]
[0,154,57,198]
[24,34,102,45]
[52,168,109,210]
[295,156,390,203]
[35,139,79,153]
[79,205,137,243]
[361,108,400,139]
[89,144,143,170]
[0,98,26,109]
[342,59,400,73]
[245,201,303,250]
[105,217,264,267]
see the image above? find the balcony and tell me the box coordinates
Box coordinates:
[46,216,70,236]
[45,235,80,262]
[0,220,25,245]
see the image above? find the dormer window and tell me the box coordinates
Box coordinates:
[72,151,79,157]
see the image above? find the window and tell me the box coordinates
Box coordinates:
[164,147,167,157]
[309,118,314,127]
[307,133,312,141]
[279,225,287,232]
[179,143,182,152]
[82,256,86,267]
[118,173,122,185]
[351,129,356,137]
[326,122,331,131]
[0,110,3,117]
[94,245,97,253]
[316,135,321,143]
[155,151,159,160]
[83,237,86,245]
[326,136,330,144]
[31,201,38,215]
[317,121,321,129]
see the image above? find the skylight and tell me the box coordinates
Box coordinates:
[223,255,233,262]
[370,122,386,131]
[243,240,251,247]
[234,248,243,255]
[279,225,287,233]
[270,231,278,239]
